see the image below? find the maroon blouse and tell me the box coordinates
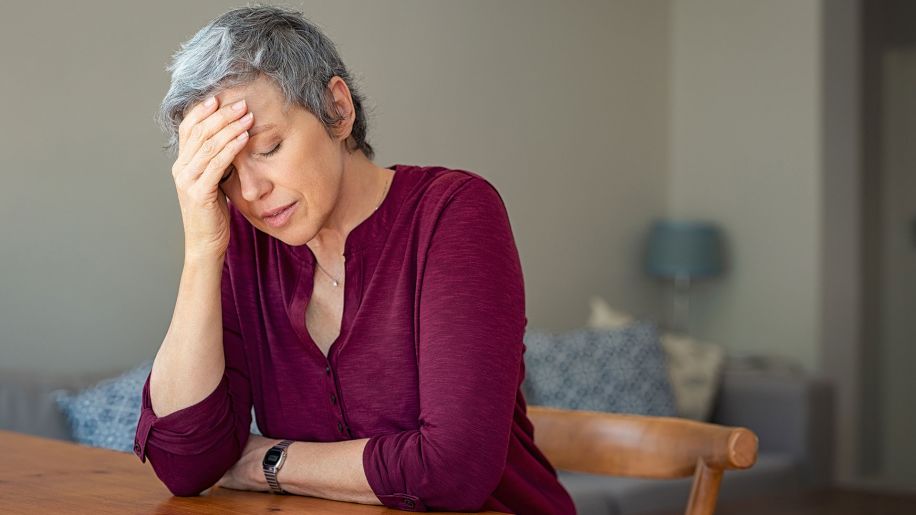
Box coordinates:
[133,164,576,514]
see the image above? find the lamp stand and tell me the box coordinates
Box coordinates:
[670,273,691,335]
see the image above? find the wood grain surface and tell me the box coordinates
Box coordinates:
[0,430,503,514]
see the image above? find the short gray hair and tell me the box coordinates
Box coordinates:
[156,4,375,159]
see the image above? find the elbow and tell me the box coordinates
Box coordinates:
[417,457,504,511]
[367,432,507,511]
[148,451,232,498]
[424,480,498,512]
[166,482,207,498]
[161,469,221,497]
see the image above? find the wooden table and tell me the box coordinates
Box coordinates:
[0,430,503,514]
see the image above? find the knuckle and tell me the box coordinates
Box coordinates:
[189,124,204,141]
[187,184,205,202]
[210,150,227,167]
[172,159,190,178]
[201,140,215,156]
[173,175,189,192]
[222,105,242,123]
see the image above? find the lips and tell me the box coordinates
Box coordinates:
[260,201,298,229]
[260,202,296,219]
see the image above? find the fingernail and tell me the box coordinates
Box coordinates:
[237,131,249,141]
[232,99,246,111]
[204,96,216,107]
[241,112,253,122]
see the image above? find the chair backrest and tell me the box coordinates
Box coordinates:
[528,405,758,515]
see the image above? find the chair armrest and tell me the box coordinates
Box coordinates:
[528,405,757,479]
[709,369,834,486]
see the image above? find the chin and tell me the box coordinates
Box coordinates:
[278,221,319,247]
[268,226,304,246]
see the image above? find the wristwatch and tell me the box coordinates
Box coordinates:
[262,439,295,494]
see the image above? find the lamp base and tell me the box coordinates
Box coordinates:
[669,274,691,336]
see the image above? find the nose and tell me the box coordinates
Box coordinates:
[236,163,273,203]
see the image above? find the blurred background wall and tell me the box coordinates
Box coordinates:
[0,0,671,374]
[668,0,824,370]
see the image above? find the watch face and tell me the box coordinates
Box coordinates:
[263,448,283,467]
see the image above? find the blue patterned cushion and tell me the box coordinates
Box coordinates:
[54,361,153,452]
[522,322,677,416]
[54,361,263,451]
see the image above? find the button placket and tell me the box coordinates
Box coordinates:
[324,360,353,438]
[325,362,341,434]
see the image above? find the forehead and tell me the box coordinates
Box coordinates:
[214,75,288,122]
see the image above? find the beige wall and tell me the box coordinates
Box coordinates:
[0,0,672,373]
[667,0,823,371]
[667,0,871,484]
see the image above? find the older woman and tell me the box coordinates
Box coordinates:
[133,6,575,514]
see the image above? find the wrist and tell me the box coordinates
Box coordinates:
[183,251,225,269]
[262,439,295,494]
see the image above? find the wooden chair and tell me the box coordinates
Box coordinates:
[528,406,758,515]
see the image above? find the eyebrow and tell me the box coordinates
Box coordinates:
[249,123,277,136]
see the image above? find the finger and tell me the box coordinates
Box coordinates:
[177,96,218,146]
[179,111,253,184]
[178,99,249,167]
[196,129,249,191]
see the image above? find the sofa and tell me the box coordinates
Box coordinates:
[0,362,832,515]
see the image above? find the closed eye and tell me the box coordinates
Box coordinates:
[259,142,281,157]
[220,142,281,185]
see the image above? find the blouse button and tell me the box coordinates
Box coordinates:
[325,365,331,375]
[337,421,344,433]
[330,393,337,405]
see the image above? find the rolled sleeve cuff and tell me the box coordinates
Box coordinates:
[377,493,426,512]
[362,433,428,511]
[133,373,233,463]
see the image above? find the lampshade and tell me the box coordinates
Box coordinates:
[646,220,724,279]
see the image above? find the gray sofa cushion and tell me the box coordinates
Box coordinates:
[557,452,801,515]
[0,367,116,441]
[711,370,834,487]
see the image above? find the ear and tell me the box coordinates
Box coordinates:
[327,76,355,141]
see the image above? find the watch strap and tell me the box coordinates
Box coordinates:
[264,439,295,494]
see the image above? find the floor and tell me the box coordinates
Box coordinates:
[709,488,916,515]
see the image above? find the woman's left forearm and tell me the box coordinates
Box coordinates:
[279,438,381,505]
[219,434,381,505]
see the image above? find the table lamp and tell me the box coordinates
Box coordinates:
[646,219,725,334]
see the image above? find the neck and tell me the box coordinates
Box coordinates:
[306,150,391,257]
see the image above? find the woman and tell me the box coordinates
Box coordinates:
[134,5,576,514]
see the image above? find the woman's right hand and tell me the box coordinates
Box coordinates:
[171,96,255,261]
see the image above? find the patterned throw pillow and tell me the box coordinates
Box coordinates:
[586,295,726,421]
[54,361,153,452]
[54,361,264,451]
[522,322,677,416]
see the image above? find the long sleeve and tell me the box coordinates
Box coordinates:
[133,258,253,497]
[362,177,527,512]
